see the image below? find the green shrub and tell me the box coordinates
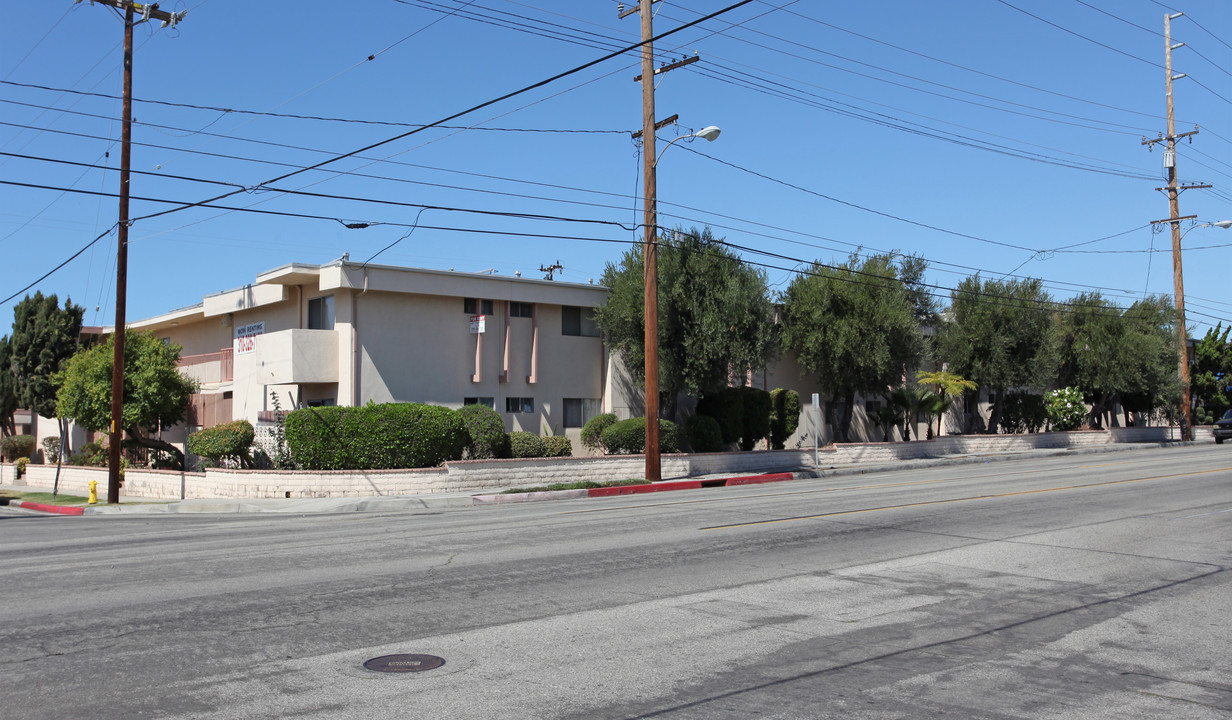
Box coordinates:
[769,388,801,449]
[1,434,36,462]
[581,413,617,453]
[1045,387,1087,431]
[42,436,61,463]
[510,431,547,458]
[16,457,29,478]
[696,390,742,445]
[457,403,511,459]
[284,403,467,470]
[601,417,681,455]
[69,441,107,467]
[187,420,255,468]
[687,414,724,453]
[737,386,772,450]
[543,435,572,457]
[997,392,1047,434]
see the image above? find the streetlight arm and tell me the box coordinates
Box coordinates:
[654,125,721,166]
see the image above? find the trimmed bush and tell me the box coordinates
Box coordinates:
[769,388,801,449]
[687,414,724,453]
[284,403,467,470]
[580,413,617,453]
[187,420,255,468]
[696,390,741,445]
[0,435,36,462]
[737,386,772,450]
[16,457,29,478]
[510,431,547,458]
[543,435,572,457]
[601,417,681,455]
[998,392,1047,434]
[69,441,107,467]
[457,403,511,459]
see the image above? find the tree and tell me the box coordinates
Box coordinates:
[1190,323,1232,425]
[0,336,16,436]
[594,226,779,416]
[1055,293,1176,428]
[8,293,85,457]
[55,331,196,466]
[916,370,977,438]
[782,253,925,443]
[939,276,1058,434]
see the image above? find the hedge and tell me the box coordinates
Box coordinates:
[187,420,255,467]
[601,417,680,455]
[687,414,723,453]
[769,388,801,449]
[284,403,467,470]
[0,435,36,462]
[580,413,617,453]
[457,403,511,459]
[510,431,547,458]
[543,435,572,457]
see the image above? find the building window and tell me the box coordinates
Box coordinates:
[464,298,494,315]
[308,295,334,330]
[505,397,534,413]
[563,398,600,428]
[509,301,534,318]
[464,397,495,409]
[562,306,599,337]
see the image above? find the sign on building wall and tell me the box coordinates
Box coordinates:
[469,315,486,334]
[235,321,265,354]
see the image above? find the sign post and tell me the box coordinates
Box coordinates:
[812,393,820,467]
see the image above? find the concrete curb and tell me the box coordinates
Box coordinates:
[472,472,798,505]
[0,498,86,515]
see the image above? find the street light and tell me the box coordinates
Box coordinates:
[1174,219,1232,441]
[643,125,721,482]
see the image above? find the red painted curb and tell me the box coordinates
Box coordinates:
[13,501,85,516]
[723,472,794,487]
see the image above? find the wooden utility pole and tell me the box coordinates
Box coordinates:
[80,0,186,502]
[638,0,661,482]
[1143,12,1206,443]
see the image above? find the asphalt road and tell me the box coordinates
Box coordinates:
[1,445,1230,719]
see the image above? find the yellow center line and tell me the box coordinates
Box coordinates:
[701,466,1232,531]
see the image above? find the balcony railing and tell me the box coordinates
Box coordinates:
[178,347,234,384]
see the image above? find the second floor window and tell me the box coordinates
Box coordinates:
[308,295,334,330]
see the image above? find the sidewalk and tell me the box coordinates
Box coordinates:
[0,440,1197,516]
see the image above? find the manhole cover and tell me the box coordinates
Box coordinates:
[363,654,446,673]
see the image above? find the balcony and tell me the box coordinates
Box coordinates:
[258,329,338,384]
[178,348,234,385]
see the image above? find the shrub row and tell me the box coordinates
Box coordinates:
[280,402,574,470]
[186,420,255,468]
[696,386,799,451]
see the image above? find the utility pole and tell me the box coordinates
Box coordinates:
[1143,12,1206,443]
[79,0,186,502]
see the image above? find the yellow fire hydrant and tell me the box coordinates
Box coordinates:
[88,480,98,505]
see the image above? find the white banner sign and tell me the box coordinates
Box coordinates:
[469,315,486,334]
[235,321,265,354]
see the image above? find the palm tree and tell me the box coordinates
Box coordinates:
[916,370,978,437]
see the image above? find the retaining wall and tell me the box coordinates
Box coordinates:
[0,426,1207,500]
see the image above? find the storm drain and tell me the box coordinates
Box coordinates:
[363,654,446,673]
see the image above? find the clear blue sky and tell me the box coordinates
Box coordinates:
[2,0,1231,336]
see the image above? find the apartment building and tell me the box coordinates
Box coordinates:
[126,259,641,449]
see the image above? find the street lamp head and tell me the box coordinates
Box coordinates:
[1211,220,1232,229]
[694,125,721,142]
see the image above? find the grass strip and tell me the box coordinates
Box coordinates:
[500,479,645,494]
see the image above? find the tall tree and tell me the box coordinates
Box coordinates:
[55,331,196,466]
[0,336,16,436]
[1056,293,1176,428]
[939,276,1058,434]
[1188,323,1230,423]
[782,253,925,442]
[8,293,85,454]
[594,226,779,416]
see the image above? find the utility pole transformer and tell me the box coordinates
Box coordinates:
[78,0,186,503]
[1143,12,1206,443]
